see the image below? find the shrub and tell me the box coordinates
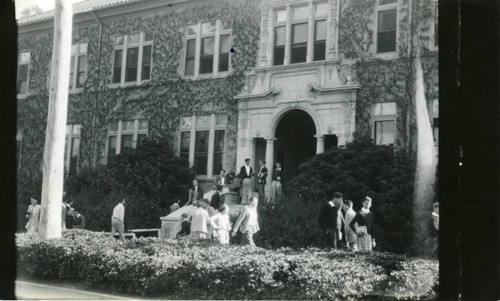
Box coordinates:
[65,139,194,231]
[16,230,438,300]
[274,138,417,254]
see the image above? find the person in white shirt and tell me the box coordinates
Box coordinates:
[210,204,231,244]
[188,199,211,240]
[111,198,126,242]
[232,196,259,246]
[239,158,254,205]
[26,196,41,234]
[342,200,358,251]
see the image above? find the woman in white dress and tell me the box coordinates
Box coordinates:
[210,204,231,244]
[26,196,41,234]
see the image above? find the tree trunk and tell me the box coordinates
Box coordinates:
[39,0,73,239]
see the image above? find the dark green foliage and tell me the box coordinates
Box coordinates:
[260,139,416,254]
[17,230,438,300]
[65,140,194,231]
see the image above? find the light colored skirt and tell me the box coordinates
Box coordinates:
[357,234,373,251]
[191,231,207,240]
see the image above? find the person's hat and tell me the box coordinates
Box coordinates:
[245,158,250,161]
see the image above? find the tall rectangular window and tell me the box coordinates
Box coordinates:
[185,19,232,77]
[17,52,30,94]
[273,26,286,66]
[291,22,308,63]
[68,43,88,90]
[16,130,23,172]
[179,114,227,177]
[373,102,396,145]
[106,119,149,161]
[112,32,154,84]
[65,124,81,175]
[313,2,328,61]
[219,34,231,72]
[377,0,398,53]
[194,130,209,175]
[433,1,438,48]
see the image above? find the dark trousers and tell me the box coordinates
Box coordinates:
[323,229,339,249]
[258,183,266,202]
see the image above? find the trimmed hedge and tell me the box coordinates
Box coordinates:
[17,230,438,300]
[65,140,194,231]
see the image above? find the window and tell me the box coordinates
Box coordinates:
[68,43,88,90]
[373,102,396,145]
[185,19,232,77]
[17,52,30,94]
[433,1,438,48]
[107,119,149,161]
[377,0,397,53]
[112,32,154,84]
[65,124,81,175]
[272,2,328,66]
[16,130,23,172]
[179,114,226,177]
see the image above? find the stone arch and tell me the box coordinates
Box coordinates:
[266,104,322,139]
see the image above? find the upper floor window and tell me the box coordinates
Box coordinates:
[373,102,396,145]
[69,43,88,90]
[17,52,30,94]
[272,2,328,66]
[179,114,227,177]
[377,0,398,53]
[112,32,154,85]
[107,119,148,161]
[65,124,81,175]
[185,19,232,77]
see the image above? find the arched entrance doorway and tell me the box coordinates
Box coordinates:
[274,109,316,182]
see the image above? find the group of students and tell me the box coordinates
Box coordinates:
[177,196,260,246]
[238,158,283,205]
[318,192,376,251]
[24,194,85,234]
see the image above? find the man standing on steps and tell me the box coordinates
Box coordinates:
[239,158,254,205]
[270,162,283,203]
[111,198,126,242]
[257,160,268,203]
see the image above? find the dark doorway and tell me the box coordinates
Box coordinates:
[324,134,338,151]
[275,110,316,183]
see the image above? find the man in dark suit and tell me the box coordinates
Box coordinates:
[239,158,254,204]
[210,184,224,210]
[257,160,268,202]
[318,192,343,250]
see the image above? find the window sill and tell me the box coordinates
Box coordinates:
[69,88,84,94]
[374,51,398,60]
[107,80,151,89]
[16,93,30,99]
[259,60,335,72]
[183,71,231,81]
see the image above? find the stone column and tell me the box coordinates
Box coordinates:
[265,138,276,195]
[316,135,325,153]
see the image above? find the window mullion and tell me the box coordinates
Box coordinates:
[213,21,221,75]
[267,9,275,67]
[65,125,72,173]
[189,115,196,167]
[117,121,122,154]
[207,114,216,178]
[133,119,139,148]
[121,37,127,85]
[284,5,292,65]
[306,2,314,63]
[194,24,202,78]
[137,33,144,82]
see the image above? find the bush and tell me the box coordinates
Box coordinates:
[65,139,194,231]
[16,230,438,300]
[270,139,417,254]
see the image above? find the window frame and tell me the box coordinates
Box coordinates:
[375,0,399,55]
[69,43,88,92]
[106,119,149,163]
[65,124,81,175]
[270,1,328,67]
[184,19,232,78]
[372,102,396,145]
[431,0,438,50]
[17,51,31,96]
[178,113,227,178]
[111,32,154,86]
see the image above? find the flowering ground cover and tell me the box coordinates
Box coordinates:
[17,229,438,300]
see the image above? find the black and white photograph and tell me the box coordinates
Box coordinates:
[3,0,499,300]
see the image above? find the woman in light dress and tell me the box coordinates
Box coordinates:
[210,204,231,244]
[26,196,41,234]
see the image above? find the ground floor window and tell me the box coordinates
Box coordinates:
[16,130,23,172]
[107,119,148,162]
[179,113,226,177]
[65,124,81,175]
[373,102,396,145]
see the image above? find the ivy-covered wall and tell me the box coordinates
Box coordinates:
[17,0,261,198]
[339,0,438,156]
